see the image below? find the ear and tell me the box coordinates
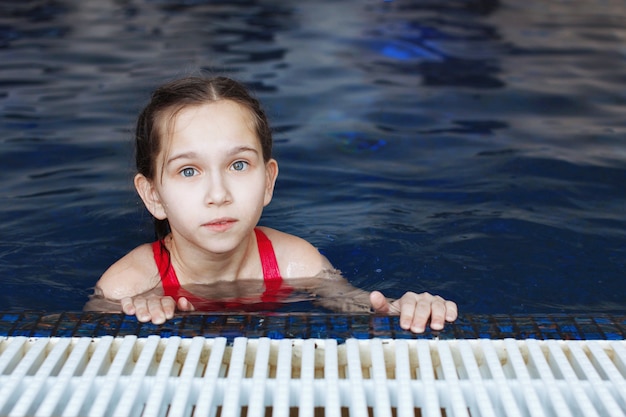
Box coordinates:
[134,173,167,220]
[263,159,279,207]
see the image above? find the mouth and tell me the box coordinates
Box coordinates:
[203,218,237,231]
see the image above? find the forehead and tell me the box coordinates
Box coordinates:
[159,100,259,150]
[171,100,255,134]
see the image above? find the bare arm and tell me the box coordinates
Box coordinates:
[288,270,458,333]
[86,244,187,325]
[269,229,458,333]
[84,286,123,313]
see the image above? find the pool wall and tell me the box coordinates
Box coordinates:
[1,312,624,341]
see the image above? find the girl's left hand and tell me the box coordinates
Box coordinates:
[369,291,458,333]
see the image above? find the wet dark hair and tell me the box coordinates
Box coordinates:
[135,76,273,240]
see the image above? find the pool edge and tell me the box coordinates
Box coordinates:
[0,311,624,341]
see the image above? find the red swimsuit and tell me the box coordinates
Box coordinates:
[151,228,290,311]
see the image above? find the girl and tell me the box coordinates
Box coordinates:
[88,76,457,333]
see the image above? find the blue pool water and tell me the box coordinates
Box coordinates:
[0,0,625,315]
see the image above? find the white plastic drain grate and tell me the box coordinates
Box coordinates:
[0,336,624,417]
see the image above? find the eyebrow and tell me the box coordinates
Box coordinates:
[166,152,198,166]
[229,146,259,157]
[166,146,259,166]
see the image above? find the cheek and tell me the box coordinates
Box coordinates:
[238,181,266,202]
[156,181,196,209]
[240,180,269,208]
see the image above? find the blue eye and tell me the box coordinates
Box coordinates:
[180,167,197,177]
[231,161,248,171]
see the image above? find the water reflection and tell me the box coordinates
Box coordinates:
[86,270,374,314]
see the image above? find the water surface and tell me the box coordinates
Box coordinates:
[1,0,625,314]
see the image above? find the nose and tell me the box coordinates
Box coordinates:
[205,172,231,206]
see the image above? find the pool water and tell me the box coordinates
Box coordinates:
[1,0,625,315]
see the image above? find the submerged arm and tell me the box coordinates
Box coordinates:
[292,270,458,333]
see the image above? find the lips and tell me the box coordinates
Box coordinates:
[202,218,237,231]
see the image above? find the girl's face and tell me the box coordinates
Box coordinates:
[136,100,278,255]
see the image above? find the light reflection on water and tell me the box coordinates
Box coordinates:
[86,273,374,315]
[1,0,625,314]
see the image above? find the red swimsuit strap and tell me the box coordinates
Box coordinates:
[254,228,282,282]
[152,241,179,297]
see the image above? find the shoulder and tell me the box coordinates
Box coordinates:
[95,243,161,301]
[257,226,334,278]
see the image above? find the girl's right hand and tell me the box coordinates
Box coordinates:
[120,294,194,325]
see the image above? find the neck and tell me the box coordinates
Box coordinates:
[164,232,258,285]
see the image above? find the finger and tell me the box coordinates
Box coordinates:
[369,291,391,313]
[445,301,458,322]
[428,296,448,331]
[403,292,442,333]
[412,298,435,333]
[120,297,136,315]
[147,297,167,325]
[177,297,196,312]
[161,297,177,320]
[133,298,152,323]
[398,295,418,331]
